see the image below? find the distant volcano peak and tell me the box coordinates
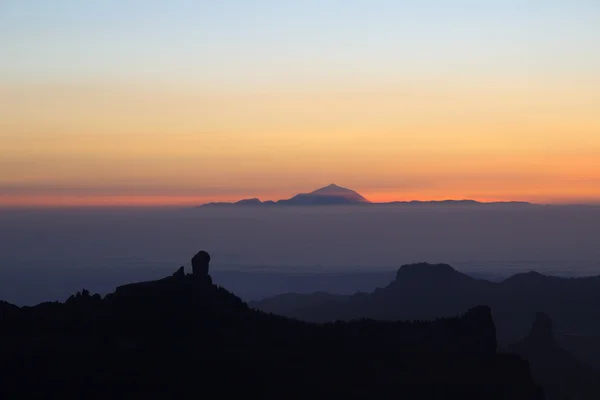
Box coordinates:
[306,184,371,203]
[312,183,348,192]
[322,183,344,190]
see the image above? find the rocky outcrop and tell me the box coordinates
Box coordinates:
[191,250,212,285]
[172,266,185,278]
[191,250,210,277]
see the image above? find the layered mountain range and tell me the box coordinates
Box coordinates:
[251,264,600,345]
[250,263,600,399]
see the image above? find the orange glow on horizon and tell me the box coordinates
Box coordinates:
[2,188,600,208]
[0,195,208,208]
[1,79,599,206]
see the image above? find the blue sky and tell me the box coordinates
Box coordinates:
[1,0,599,86]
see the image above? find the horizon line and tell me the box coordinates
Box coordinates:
[3,197,600,209]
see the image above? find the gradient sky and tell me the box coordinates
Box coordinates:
[1,1,599,206]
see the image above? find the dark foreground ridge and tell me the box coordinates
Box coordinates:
[0,252,542,399]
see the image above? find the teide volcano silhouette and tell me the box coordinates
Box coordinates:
[199,183,532,207]
[201,183,371,207]
[279,183,371,205]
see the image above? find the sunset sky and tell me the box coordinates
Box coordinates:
[1,1,599,206]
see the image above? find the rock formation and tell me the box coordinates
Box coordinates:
[191,250,212,285]
[173,266,185,278]
[191,250,211,276]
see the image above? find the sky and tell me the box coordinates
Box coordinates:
[1,0,599,206]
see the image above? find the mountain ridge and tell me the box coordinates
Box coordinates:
[250,262,600,399]
[250,263,600,363]
[199,184,533,207]
[0,252,543,399]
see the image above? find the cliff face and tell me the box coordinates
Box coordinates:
[510,312,600,400]
[0,263,541,399]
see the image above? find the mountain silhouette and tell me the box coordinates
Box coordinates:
[251,263,600,361]
[509,313,600,400]
[251,263,600,399]
[199,184,532,207]
[278,183,371,205]
[250,263,600,343]
[0,252,542,399]
[309,183,370,201]
[201,183,371,207]
[235,198,263,206]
